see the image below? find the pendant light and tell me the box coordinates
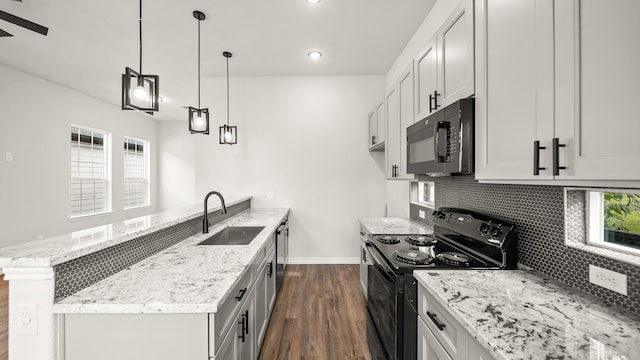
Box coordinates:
[219,51,237,144]
[121,0,160,114]
[189,11,210,134]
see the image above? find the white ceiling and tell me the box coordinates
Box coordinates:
[0,0,436,121]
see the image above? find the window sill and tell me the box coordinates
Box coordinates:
[564,239,640,267]
[69,210,113,222]
[410,201,435,210]
[123,204,151,212]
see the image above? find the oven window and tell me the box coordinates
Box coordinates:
[409,137,435,164]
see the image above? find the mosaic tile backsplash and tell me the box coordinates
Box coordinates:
[54,200,251,301]
[423,175,640,315]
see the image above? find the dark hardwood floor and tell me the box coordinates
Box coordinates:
[258,264,371,360]
[0,275,7,360]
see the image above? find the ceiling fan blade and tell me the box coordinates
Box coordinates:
[0,28,13,37]
[0,10,48,36]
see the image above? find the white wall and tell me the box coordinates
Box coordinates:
[159,75,387,262]
[385,0,458,214]
[0,64,158,247]
[157,121,196,210]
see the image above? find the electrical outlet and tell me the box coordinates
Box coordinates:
[589,265,627,295]
[418,210,426,219]
[266,191,274,199]
[5,153,13,162]
[17,304,37,336]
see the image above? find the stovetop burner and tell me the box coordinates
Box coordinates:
[405,234,438,247]
[394,250,434,265]
[435,252,472,267]
[375,235,401,244]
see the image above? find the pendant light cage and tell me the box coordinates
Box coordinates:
[121,0,160,114]
[219,124,237,144]
[189,10,210,135]
[219,51,237,144]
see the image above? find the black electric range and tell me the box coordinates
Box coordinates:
[366,208,517,360]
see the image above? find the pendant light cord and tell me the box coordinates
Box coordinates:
[138,0,143,74]
[197,19,201,109]
[226,56,230,126]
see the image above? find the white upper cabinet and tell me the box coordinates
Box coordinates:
[415,0,475,123]
[385,86,399,178]
[385,63,416,180]
[476,0,640,183]
[415,37,439,121]
[437,0,475,108]
[475,0,554,180]
[368,101,385,151]
[554,0,640,181]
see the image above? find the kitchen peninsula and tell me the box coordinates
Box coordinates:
[0,196,289,360]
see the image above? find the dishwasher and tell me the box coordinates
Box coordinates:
[275,219,289,294]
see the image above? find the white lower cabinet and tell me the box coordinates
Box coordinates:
[418,316,453,360]
[255,244,276,349]
[417,283,495,360]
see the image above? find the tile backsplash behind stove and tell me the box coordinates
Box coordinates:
[417,175,640,315]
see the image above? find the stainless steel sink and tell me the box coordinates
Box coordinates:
[197,226,265,246]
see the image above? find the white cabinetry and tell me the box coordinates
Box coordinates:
[476,0,640,182]
[417,282,495,360]
[475,0,554,180]
[368,101,385,151]
[386,63,417,180]
[415,0,474,122]
[255,243,276,349]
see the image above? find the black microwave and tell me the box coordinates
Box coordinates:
[406,98,474,176]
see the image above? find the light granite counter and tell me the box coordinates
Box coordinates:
[54,208,289,314]
[359,217,433,235]
[414,270,640,360]
[0,196,252,268]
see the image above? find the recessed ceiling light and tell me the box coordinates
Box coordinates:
[306,0,321,3]
[308,51,322,60]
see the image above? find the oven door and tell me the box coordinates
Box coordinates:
[367,245,400,359]
[407,110,447,175]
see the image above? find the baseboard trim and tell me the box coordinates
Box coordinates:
[288,258,360,265]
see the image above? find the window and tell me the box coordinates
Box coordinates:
[123,136,149,209]
[588,190,640,256]
[70,126,111,217]
[417,181,435,208]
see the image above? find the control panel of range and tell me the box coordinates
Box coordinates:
[432,208,516,248]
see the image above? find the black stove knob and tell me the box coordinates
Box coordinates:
[490,227,502,237]
[480,224,490,234]
[433,210,446,219]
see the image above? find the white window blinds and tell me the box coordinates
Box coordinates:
[123,136,149,209]
[70,126,110,217]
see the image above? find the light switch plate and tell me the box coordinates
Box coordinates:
[5,153,13,162]
[589,265,627,295]
[266,191,274,199]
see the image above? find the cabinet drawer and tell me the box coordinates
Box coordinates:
[418,286,468,360]
[209,267,253,356]
[418,315,453,360]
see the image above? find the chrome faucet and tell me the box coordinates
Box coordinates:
[203,191,227,234]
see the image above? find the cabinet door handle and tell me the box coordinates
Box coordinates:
[238,311,248,342]
[433,91,440,110]
[426,311,446,331]
[245,310,249,335]
[429,93,434,113]
[268,261,273,278]
[552,138,566,176]
[371,135,376,145]
[533,141,546,175]
[235,288,247,301]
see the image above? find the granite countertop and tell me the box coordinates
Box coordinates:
[359,217,433,235]
[0,196,252,268]
[414,270,640,360]
[53,208,289,314]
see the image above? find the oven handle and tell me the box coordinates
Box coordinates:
[368,245,396,283]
